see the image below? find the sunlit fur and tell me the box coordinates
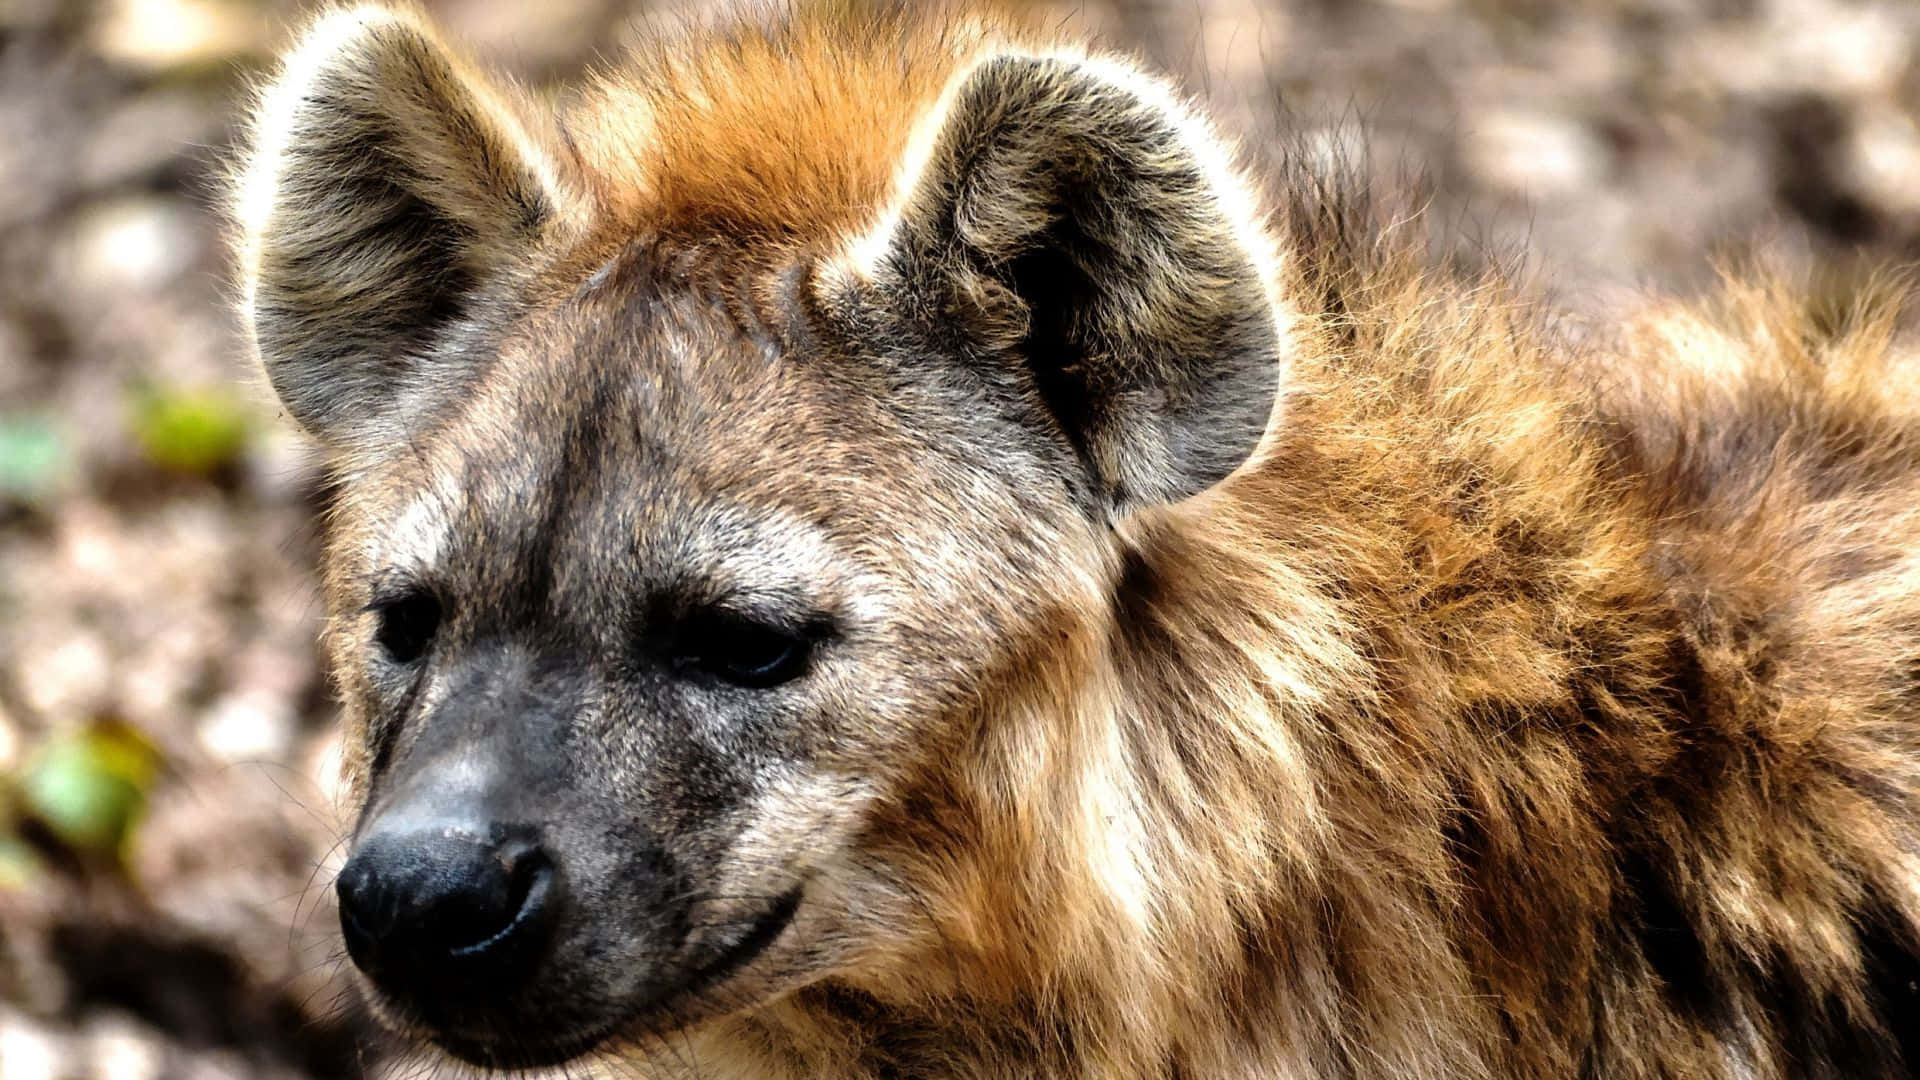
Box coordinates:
[235,3,1920,1078]
[233,2,584,446]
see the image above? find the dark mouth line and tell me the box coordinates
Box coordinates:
[677,884,803,1001]
[410,888,804,1071]
[437,1022,620,1073]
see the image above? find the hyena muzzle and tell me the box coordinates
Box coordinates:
[233,3,1920,1077]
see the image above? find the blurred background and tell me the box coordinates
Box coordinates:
[2,0,1918,1076]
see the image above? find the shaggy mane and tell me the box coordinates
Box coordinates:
[566,5,1043,242]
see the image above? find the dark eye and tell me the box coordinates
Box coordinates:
[678,613,815,689]
[371,588,442,664]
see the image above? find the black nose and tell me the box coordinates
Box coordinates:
[336,824,561,1000]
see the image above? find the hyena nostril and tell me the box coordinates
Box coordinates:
[336,826,563,1001]
[448,841,553,954]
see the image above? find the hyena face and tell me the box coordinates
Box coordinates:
[237,6,1282,1069]
[317,274,1075,1066]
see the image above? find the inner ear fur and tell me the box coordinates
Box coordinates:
[235,5,572,448]
[855,51,1288,512]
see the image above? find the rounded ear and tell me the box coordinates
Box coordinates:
[845,51,1289,512]
[234,6,576,450]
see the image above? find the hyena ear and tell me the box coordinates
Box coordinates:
[848,52,1287,511]
[235,6,572,448]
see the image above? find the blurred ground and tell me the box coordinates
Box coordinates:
[2,0,1918,1077]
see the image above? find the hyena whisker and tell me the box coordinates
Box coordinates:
[286,959,355,1031]
[231,757,343,831]
[679,893,802,907]
[659,1002,710,1080]
[285,831,352,943]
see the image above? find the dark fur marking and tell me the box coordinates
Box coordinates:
[1858,889,1920,1073]
[1720,889,1919,1079]
[1614,843,1724,1030]
[1005,235,1104,491]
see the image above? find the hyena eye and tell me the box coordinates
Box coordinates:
[675,612,815,689]
[371,588,443,665]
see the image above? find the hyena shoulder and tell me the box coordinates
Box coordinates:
[233,4,1920,1078]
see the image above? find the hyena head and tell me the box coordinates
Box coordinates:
[237,5,1284,1069]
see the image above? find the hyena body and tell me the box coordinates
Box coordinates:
[234,4,1920,1077]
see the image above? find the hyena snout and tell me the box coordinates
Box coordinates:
[336,790,563,1006]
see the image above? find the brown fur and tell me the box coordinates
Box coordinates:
[234,4,1920,1078]
[569,7,1013,243]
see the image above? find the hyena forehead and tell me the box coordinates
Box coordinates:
[363,465,895,616]
[368,484,456,574]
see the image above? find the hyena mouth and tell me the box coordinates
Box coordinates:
[674,885,805,1001]
[425,886,806,1071]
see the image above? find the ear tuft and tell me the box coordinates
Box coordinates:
[234,5,573,448]
[847,50,1289,512]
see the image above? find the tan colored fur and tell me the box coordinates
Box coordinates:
[570,8,1007,243]
[235,4,1920,1078]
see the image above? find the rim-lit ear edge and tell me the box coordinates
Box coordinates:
[824,46,1295,513]
[232,4,584,451]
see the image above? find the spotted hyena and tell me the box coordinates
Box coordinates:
[232,3,1920,1077]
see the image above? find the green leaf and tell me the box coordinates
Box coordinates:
[20,722,162,864]
[130,387,251,474]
